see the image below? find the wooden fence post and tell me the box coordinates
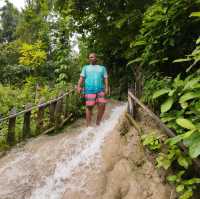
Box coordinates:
[49,101,56,126]
[36,98,45,135]
[128,89,137,118]
[64,93,70,117]
[7,108,17,145]
[128,94,133,117]
[22,103,32,139]
[55,91,64,129]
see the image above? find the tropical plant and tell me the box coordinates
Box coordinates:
[130,0,200,76]
[141,132,162,151]
[153,70,200,158]
[167,171,200,199]
[156,145,192,170]
[19,40,47,70]
[0,0,20,42]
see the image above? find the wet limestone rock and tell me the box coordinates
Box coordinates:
[102,114,174,199]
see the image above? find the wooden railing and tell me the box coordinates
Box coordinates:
[0,90,78,146]
[127,89,200,171]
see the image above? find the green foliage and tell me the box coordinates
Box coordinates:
[143,76,170,101]
[156,145,192,170]
[167,171,200,199]
[161,97,174,113]
[50,15,80,85]
[54,0,153,97]
[154,70,200,158]
[0,1,83,151]
[173,12,200,72]
[132,2,200,198]
[0,40,30,84]
[141,132,161,151]
[0,77,67,117]
[176,118,196,130]
[0,84,19,114]
[141,74,171,110]
[0,0,20,42]
[153,88,171,99]
[130,0,200,75]
[0,81,83,150]
[19,40,47,70]
[15,0,52,43]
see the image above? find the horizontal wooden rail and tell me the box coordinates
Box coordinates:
[0,90,73,122]
[128,90,200,170]
[0,89,79,147]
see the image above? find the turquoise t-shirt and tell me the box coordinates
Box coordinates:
[80,64,108,94]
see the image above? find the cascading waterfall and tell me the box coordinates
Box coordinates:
[0,104,126,199]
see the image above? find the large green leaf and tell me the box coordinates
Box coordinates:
[173,58,190,63]
[173,74,184,88]
[115,17,128,29]
[153,89,171,99]
[176,118,196,130]
[182,130,196,139]
[184,178,200,185]
[156,154,171,170]
[166,130,194,146]
[168,89,176,96]
[161,115,175,123]
[167,175,177,182]
[149,59,159,65]
[183,77,200,90]
[196,37,200,45]
[180,102,188,109]
[176,184,184,193]
[189,137,200,158]
[190,12,200,17]
[161,97,174,113]
[165,135,183,146]
[131,40,146,47]
[183,131,199,147]
[179,92,200,103]
[177,156,190,169]
[179,190,193,199]
[127,58,142,66]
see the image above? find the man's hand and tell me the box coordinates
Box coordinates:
[77,86,82,94]
[77,76,84,94]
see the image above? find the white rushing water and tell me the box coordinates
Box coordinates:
[0,104,126,199]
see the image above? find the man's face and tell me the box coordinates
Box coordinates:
[89,53,97,64]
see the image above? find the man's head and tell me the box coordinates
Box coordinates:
[89,53,97,65]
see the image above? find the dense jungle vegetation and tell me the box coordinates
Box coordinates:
[0,0,200,198]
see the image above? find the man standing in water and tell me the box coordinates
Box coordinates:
[77,53,109,126]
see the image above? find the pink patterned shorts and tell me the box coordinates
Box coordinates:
[85,91,107,106]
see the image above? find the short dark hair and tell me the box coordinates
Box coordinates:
[89,52,96,57]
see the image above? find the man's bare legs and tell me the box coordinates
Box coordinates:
[86,104,106,126]
[86,106,93,126]
[96,103,106,126]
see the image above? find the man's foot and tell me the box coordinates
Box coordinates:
[96,122,100,126]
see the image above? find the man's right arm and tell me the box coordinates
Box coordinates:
[77,66,86,94]
[77,76,84,94]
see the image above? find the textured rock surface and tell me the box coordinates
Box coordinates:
[102,115,175,199]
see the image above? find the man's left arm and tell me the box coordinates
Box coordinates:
[104,77,109,95]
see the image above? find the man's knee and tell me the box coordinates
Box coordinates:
[86,106,93,111]
[97,104,106,111]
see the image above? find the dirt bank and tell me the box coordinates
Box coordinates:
[101,113,176,199]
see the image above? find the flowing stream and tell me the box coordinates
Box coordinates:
[0,103,126,199]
